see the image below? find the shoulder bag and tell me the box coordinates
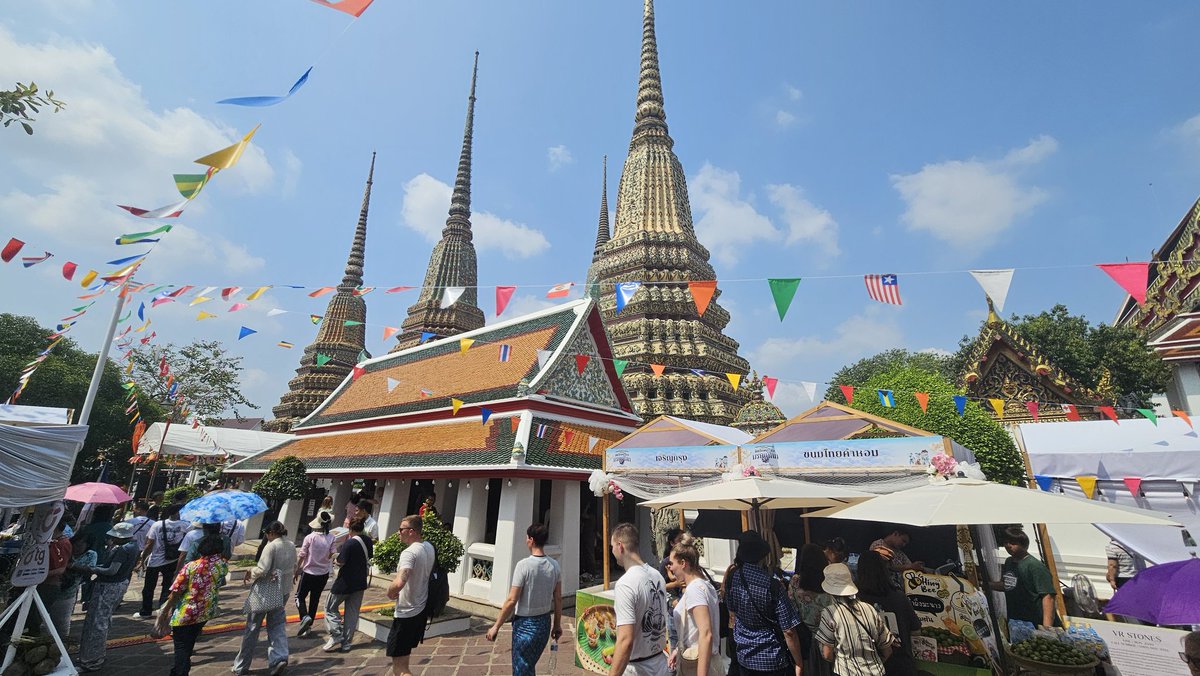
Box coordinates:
[245,545,285,613]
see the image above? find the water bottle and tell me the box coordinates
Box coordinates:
[549,638,558,671]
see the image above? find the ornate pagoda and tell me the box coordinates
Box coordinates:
[393,52,486,351]
[586,0,750,425]
[957,300,1106,422]
[730,372,787,436]
[262,154,374,433]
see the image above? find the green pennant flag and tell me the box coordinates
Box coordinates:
[768,278,802,321]
[358,349,369,363]
[315,353,332,367]
[1137,408,1157,425]
[344,320,364,326]
[613,359,629,377]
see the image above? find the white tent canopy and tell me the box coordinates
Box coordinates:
[0,404,73,426]
[1019,418,1200,564]
[136,422,291,459]
[0,424,89,509]
[639,475,876,511]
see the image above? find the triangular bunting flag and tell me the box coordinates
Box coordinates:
[1098,405,1119,423]
[1034,475,1055,492]
[387,377,400,392]
[385,286,415,293]
[913,392,929,413]
[451,398,464,415]
[727,373,741,390]
[196,311,216,320]
[613,359,628,377]
[969,269,1015,313]
[1062,404,1081,421]
[877,389,895,408]
[563,430,575,445]
[480,408,493,425]
[989,398,1005,419]
[382,326,399,341]
[1,238,25,263]
[495,285,516,316]
[308,287,335,298]
[1174,410,1193,428]
[537,349,553,369]
[228,302,249,312]
[615,281,641,313]
[420,332,435,343]
[221,286,242,301]
[237,326,256,340]
[650,363,666,377]
[79,270,97,287]
[510,418,520,433]
[801,381,816,403]
[277,341,294,349]
[351,365,366,381]
[459,338,475,354]
[441,286,466,308]
[1097,262,1150,306]
[546,282,574,298]
[953,395,967,416]
[343,320,364,326]
[768,278,801,321]
[315,353,332,366]
[1137,408,1157,425]
[762,376,779,399]
[576,354,590,374]
[588,436,599,451]
[1025,401,1039,421]
[194,124,260,170]
[839,385,854,404]
[245,286,271,301]
[1076,476,1098,499]
[62,262,77,280]
[352,286,374,296]
[1123,477,1143,497]
[190,296,212,306]
[688,280,718,317]
[310,315,323,325]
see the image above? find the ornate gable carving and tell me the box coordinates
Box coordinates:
[540,326,620,409]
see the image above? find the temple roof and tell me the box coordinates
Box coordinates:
[611,415,752,449]
[751,400,935,444]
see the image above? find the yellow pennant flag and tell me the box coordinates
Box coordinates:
[125,360,133,374]
[451,398,464,415]
[189,296,212,306]
[194,124,261,170]
[726,373,741,390]
[134,318,151,332]
[245,286,271,301]
[1075,475,1098,499]
[196,311,217,320]
[459,338,475,354]
[989,398,1005,419]
[79,270,97,287]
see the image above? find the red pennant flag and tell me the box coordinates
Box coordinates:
[1097,262,1150,306]
[61,261,77,280]
[382,326,399,341]
[1062,404,1081,421]
[650,364,666,377]
[688,280,718,317]
[1173,410,1193,428]
[1098,405,1119,423]
[563,430,575,446]
[385,286,415,293]
[839,385,854,404]
[495,285,516,316]
[762,376,778,399]
[1123,477,1142,497]
[1024,401,1039,421]
[221,286,241,301]
[1,238,24,263]
[308,286,334,298]
[510,418,520,433]
[159,356,168,376]
[351,365,366,381]
[575,354,590,374]
[913,392,929,413]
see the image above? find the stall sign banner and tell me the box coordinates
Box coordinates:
[1087,619,1189,676]
[605,445,737,472]
[10,500,64,587]
[901,571,999,666]
[745,435,944,470]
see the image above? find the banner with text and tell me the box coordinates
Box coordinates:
[743,435,945,470]
[606,445,737,472]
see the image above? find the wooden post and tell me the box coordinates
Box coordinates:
[602,494,610,591]
[802,508,812,545]
[1013,427,1068,621]
[678,509,686,530]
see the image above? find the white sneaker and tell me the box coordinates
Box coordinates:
[322,637,339,653]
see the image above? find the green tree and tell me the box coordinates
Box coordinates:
[252,456,314,508]
[828,361,1025,485]
[823,348,958,401]
[129,340,258,423]
[0,313,163,484]
[1,82,65,135]
[951,304,1171,410]
[371,510,465,575]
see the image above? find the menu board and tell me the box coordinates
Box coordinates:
[1087,619,1190,676]
[902,570,999,671]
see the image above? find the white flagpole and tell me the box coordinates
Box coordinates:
[78,281,129,426]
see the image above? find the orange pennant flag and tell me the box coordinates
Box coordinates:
[688,280,718,317]
[989,398,1005,419]
[308,287,335,298]
[1174,410,1194,428]
[510,418,520,433]
[1098,405,1119,424]
[913,392,929,413]
[382,326,399,341]
[650,364,666,377]
[1075,475,1098,499]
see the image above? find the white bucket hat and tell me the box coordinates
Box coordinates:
[821,562,858,597]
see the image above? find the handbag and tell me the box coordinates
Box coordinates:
[245,570,285,613]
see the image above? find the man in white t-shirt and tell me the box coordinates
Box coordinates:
[609,522,669,676]
[485,523,564,675]
[132,503,188,619]
[385,514,434,676]
[354,501,380,542]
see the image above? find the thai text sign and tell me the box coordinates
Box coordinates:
[743,435,944,470]
[605,445,736,472]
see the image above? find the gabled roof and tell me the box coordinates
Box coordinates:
[750,400,936,444]
[1116,195,1200,331]
[611,415,753,449]
[292,298,634,431]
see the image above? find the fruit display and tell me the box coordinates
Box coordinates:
[575,604,618,672]
[1008,636,1099,673]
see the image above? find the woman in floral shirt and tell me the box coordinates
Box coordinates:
[161,534,228,676]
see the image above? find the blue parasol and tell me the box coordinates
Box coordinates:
[180,489,267,523]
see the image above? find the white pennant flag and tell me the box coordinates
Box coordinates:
[969,269,1014,313]
[536,349,553,369]
[387,377,400,393]
[587,436,599,451]
[802,381,817,403]
[440,286,467,308]
[266,308,289,317]
[195,286,218,298]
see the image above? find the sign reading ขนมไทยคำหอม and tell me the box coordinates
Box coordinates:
[605,445,736,472]
[743,435,945,470]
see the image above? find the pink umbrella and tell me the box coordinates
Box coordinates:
[64,482,132,504]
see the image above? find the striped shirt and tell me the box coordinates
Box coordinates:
[814,599,894,676]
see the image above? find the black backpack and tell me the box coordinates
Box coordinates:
[425,542,450,620]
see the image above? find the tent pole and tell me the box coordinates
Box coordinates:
[1013,427,1068,621]
[602,494,610,591]
[78,280,129,427]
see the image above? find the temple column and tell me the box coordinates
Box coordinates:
[1172,363,1200,416]
[377,478,411,542]
[328,479,354,526]
[550,479,581,595]
[450,479,489,597]
[488,478,535,605]
[276,499,305,542]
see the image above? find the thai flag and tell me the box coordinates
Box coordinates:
[864,274,902,305]
[498,344,511,362]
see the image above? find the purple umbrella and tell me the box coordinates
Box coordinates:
[1104,557,1200,625]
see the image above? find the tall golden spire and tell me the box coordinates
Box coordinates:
[633,0,669,139]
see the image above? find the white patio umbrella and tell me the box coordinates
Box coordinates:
[804,478,1182,527]
[639,475,877,511]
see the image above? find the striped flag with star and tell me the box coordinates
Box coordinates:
[864,274,902,305]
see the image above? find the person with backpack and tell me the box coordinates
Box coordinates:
[725,530,805,676]
[134,502,189,619]
[77,522,141,672]
[385,514,435,676]
[485,523,563,676]
[323,518,373,654]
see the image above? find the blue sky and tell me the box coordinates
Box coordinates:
[3,1,1200,419]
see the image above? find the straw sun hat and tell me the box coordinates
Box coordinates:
[821,563,859,597]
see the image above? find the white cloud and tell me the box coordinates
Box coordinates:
[766,184,840,256]
[547,144,574,172]
[485,292,577,326]
[890,135,1056,253]
[749,307,905,388]
[690,163,782,266]
[280,149,303,199]
[784,84,802,101]
[399,173,550,259]
[775,110,796,128]
[918,346,953,357]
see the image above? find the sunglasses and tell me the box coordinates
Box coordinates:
[1182,652,1200,667]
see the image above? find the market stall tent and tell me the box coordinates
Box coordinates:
[135,421,292,459]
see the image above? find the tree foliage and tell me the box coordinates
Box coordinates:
[823,348,957,401]
[372,510,465,575]
[1,82,65,135]
[252,456,313,502]
[0,313,163,484]
[129,340,257,423]
[828,361,1025,485]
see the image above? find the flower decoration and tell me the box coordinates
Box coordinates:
[927,452,959,481]
[588,470,624,500]
[742,464,761,478]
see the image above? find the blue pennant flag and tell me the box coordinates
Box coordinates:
[238,326,257,340]
[690,369,705,376]
[1034,475,1055,492]
[420,331,435,343]
[480,407,493,425]
[953,395,967,416]
[137,302,145,322]
[615,281,642,314]
[217,67,313,107]
[877,389,895,408]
